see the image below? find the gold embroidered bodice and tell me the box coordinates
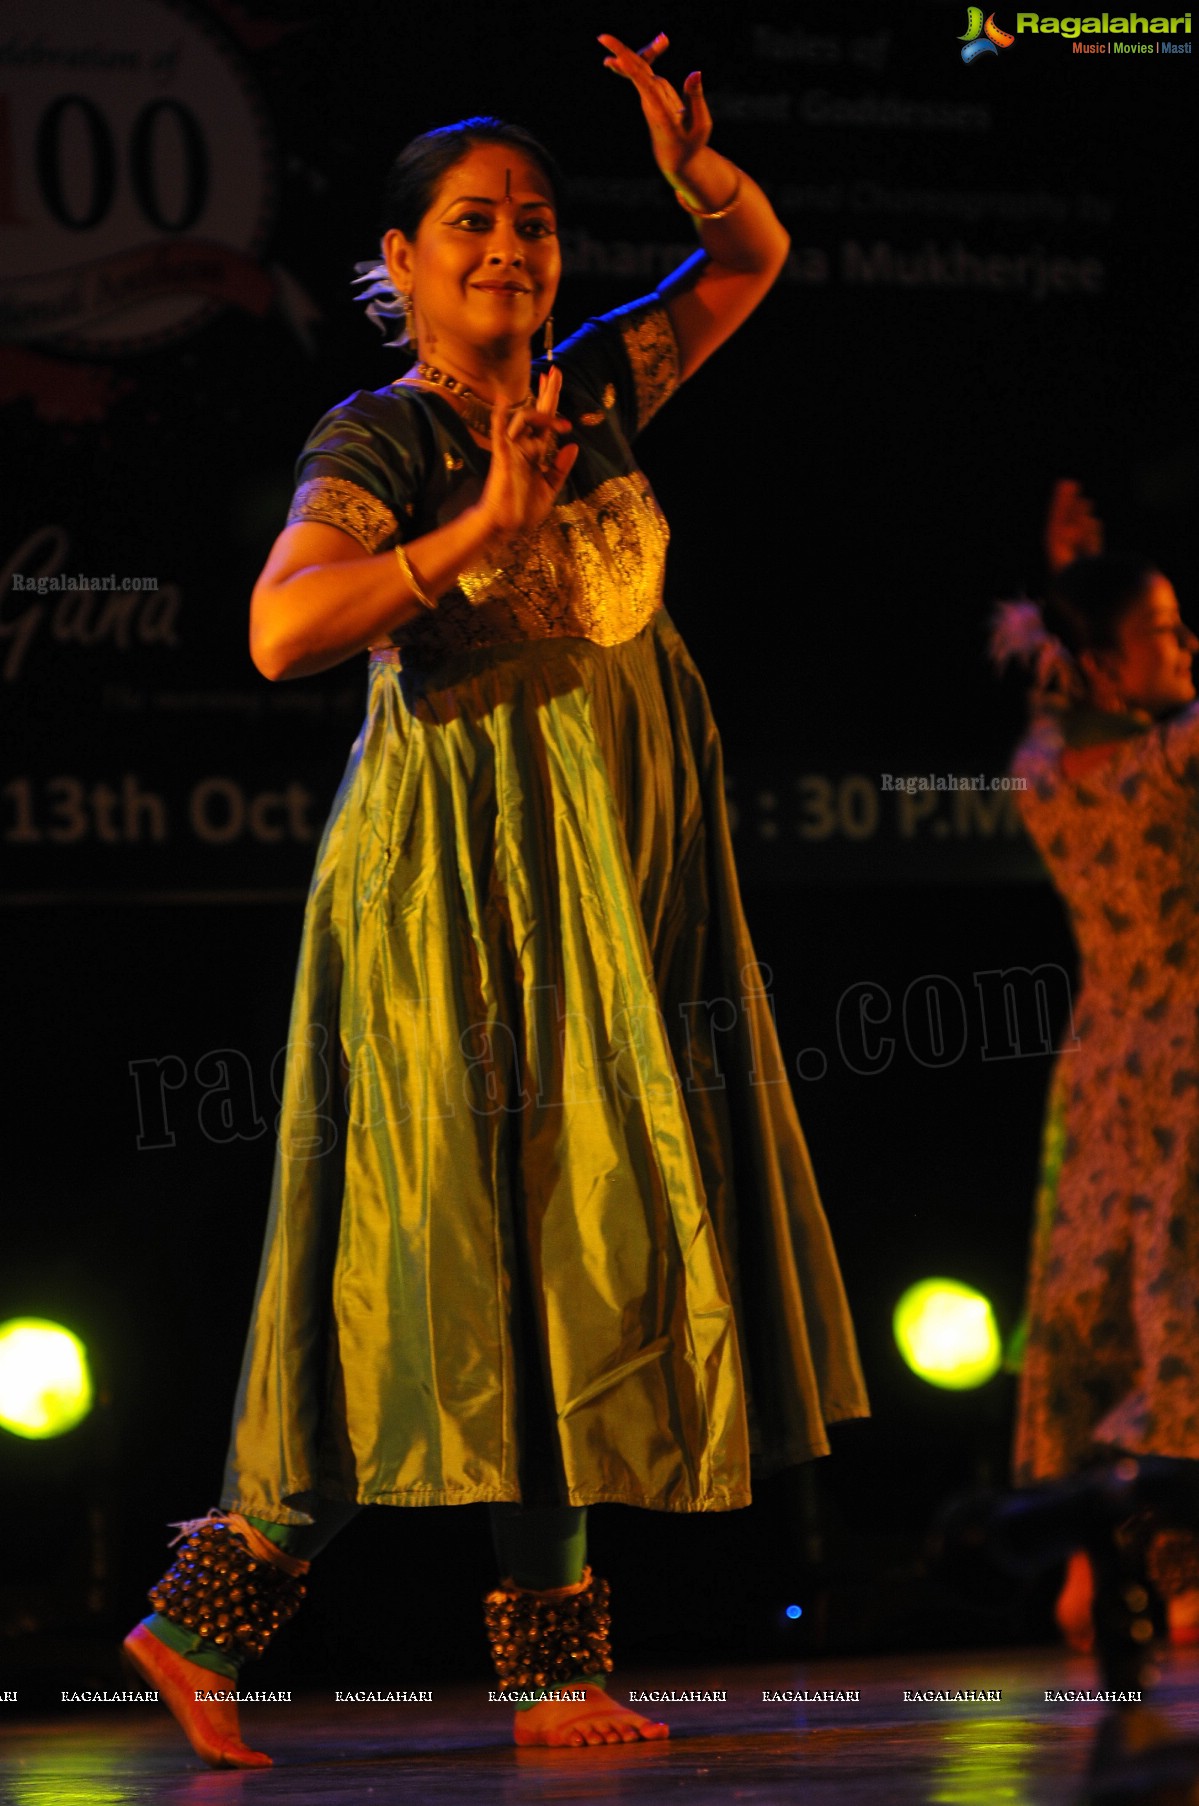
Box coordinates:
[285,301,679,668]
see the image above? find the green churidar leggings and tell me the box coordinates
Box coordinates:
[142,1500,598,1704]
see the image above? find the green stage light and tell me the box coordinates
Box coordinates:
[893,1279,1002,1391]
[0,1318,94,1438]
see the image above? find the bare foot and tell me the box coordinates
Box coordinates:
[514,1682,669,1748]
[122,1623,272,1768]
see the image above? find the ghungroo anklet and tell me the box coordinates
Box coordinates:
[147,1514,308,1664]
[483,1565,614,1692]
[1149,1529,1199,1600]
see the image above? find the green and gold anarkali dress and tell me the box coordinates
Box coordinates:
[221,295,868,1526]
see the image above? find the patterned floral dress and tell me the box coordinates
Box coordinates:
[219,294,868,1525]
[1012,702,1199,1523]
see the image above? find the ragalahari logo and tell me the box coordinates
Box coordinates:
[959,8,1016,59]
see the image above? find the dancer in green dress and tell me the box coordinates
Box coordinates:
[123,31,868,1766]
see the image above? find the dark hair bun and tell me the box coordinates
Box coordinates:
[1044,553,1157,657]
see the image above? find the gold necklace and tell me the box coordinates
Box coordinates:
[397,363,533,438]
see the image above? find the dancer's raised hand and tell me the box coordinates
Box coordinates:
[597,31,712,191]
[1045,479,1104,573]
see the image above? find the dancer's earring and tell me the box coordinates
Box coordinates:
[543,314,554,362]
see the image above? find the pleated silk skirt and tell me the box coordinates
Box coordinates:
[222,610,867,1522]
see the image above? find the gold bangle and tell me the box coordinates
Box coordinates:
[674,169,743,221]
[394,541,436,611]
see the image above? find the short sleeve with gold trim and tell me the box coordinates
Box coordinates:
[551,294,681,442]
[284,389,431,551]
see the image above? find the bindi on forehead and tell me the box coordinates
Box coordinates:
[454,148,550,198]
[431,148,555,219]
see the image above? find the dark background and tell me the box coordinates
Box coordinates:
[2,0,1194,1696]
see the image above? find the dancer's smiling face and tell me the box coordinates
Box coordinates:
[383,144,560,365]
[1085,573,1197,716]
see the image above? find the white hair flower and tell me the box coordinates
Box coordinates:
[352,259,411,348]
[989,598,1080,702]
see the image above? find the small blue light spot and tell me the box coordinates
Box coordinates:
[785,1604,802,1621]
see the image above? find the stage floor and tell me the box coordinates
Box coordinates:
[4,1647,1198,1804]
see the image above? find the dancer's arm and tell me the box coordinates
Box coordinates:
[598,32,790,381]
[250,510,491,682]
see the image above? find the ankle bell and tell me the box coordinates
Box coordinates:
[482,1565,614,1692]
[147,1513,308,1665]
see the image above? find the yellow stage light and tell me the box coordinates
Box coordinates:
[0,1318,94,1438]
[893,1279,1002,1390]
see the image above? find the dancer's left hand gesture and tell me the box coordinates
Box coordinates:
[479,364,578,539]
[598,32,712,190]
